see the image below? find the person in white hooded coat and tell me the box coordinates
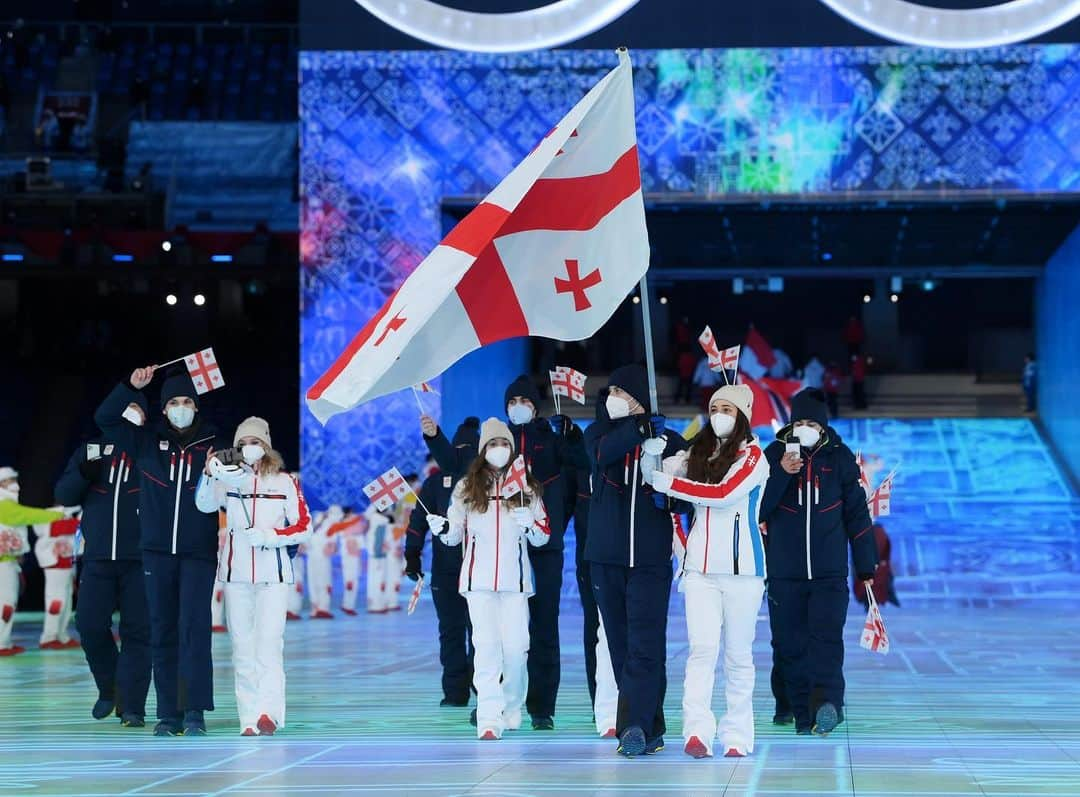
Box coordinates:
[195,418,312,736]
[649,385,770,759]
[430,418,550,741]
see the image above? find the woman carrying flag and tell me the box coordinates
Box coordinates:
[429,418,550,740]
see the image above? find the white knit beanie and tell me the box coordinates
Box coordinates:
[234,416,272,448]
[478,417,514,453]
[709,385,754,424]
[0,466,17,484]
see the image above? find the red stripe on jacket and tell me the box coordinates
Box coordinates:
[668,446,761,503]
[276,476,312,537]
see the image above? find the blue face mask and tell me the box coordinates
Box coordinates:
[167,405,195,430]
[508,404,534,426]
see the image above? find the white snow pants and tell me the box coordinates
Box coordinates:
[41,567,75,644]
[0,559,19,649]
[682,571,765,755]
[594,615,619,735]
[465,591,530,739]
[341,537,362,611]
[385,544,402,611]
[365,555,390,613]
[307,540,334,614]
[287,558,305,616]
[225,582,288,731]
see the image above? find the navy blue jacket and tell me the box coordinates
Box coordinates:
[406,470,461,580]
[583,416,687,568]
[94,383,223,561]
[760,424,877,581]
[54,437,142,561]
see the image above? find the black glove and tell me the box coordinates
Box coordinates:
[78,457,105,481]
[548,414,573,436]
[635,413,667,439]
[857,572,875,582]
[404,549,423,582]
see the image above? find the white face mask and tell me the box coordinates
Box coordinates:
[794,425,821,448]
[241,444,266,464]
[484,445,512,469]
[167,405,195,430]
[122,406,145,427]
[507,404,534,426]
[710,412,736,439]
[605,394,630,420]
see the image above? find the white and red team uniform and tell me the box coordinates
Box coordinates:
[363,504,394,613]
[334,510,366,615]
[196,459,312,734]
[33,513,82,649]
[306,505,342,618]
[435,481,550,740]
[386,491,415,612]
[211,511,228,632]
[286,474,306,620]
[654,439,770,758]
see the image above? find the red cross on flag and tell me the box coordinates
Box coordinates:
[859,585,890,654]
[500,455,530,500]
[307,50,649,424]
[720,344,741,373]
[184,348,225,395]
[698,326,723,370]
[363,467,409,512]
[868,475,893,518]
[550,366,587,405]
[855,451,872,497]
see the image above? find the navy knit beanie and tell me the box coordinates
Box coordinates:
[160,372,200,411]
[504,375,542,412]
[790,388,828,428]
[607,364,650,410]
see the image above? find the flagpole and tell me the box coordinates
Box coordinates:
[638,272,659,414]
[410,386,426,415]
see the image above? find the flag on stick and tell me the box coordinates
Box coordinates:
[550,366,587,405]
[407,575,425,616]
[178,348,225,395]
[500,455,530,501]
[362,467,409,512]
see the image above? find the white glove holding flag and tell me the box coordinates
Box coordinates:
[427,514,448,536]
[649,470,674,495]
[639,437,666,481]
[510,506,536,530]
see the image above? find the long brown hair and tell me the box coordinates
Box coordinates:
[459,447,543,514]
[687,412,752,484]
[252,447,286,477]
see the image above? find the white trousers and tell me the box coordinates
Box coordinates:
[287,558,305,615]
[0,560,19,649]
[307,540,334,614]
[225,582,288,731]
[366,556,390,613]
[41,567,75,644]
[465,591,530,739]
[682,572,765,755]
[341,540,362,611]
[594,615,619,735]
[212,582,226,628]
[385,545,402,610]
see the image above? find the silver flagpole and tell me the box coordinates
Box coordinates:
[638,272,659,414]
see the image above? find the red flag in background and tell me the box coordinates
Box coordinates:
[744,326,777,369]
[738,375,803,428]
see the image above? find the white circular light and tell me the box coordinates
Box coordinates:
[161,240,172,252]
[659,296,668,305]
[166,294,178,306]
[355,0,640,53]
[632,295,641,304]
[817,0,1080,49]
[890,293,899,303]
[194,294,206,306]
[863,294,872,304]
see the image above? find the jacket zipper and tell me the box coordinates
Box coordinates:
[805,460,813,580]
[628,451,639,568]
[494,480,500,591]
[110,453,124,560]
[251,476,258,584]
[171,434,214,555]
[733,512,741,576]
[703,506,710,574]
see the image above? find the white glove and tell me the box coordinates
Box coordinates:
[240,526,266,547]
[510,506,536,530]
[209,457,247,486]
[649,470,674,495]
[427,514,448,536]
[641,437,666,456]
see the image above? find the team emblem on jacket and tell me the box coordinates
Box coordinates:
[87,443,100,459]
[443,476,453,488]
[159,440,169,451]
[104,444,114,455]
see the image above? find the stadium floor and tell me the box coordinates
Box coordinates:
[1,603,1078,796]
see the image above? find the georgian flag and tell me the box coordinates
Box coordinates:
[868,475,893,518]
[500,455,530,500]
[719,344,741,373]
[550,366,587,404]
[184,348,225,395]
[307,50,649,424]
[698,325,722,370]
[362,467,409,512]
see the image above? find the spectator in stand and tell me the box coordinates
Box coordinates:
[850,354,868,410]
[854,524,899,609]
[675,348,696,405]
[823,362,843,418]
[802,354,825,390]
[692,356,721,413]
[843,316,864,356]
[672,316,692,351]
[1022,353,1037,413]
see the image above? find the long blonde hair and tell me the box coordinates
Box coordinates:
[252,447,286,477]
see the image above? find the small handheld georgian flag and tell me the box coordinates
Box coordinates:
[856,451,872,497]
[407,575,425,616]
[549,366,587,404]
[184,348,225,395]
[501,455,530,500]
[719,344,740,374]
[363,467,409,512]
[868,475,893,518]
[859,584,890,654]
[416,381,440,395]
[698,326,723,371]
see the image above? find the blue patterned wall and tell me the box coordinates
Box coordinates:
[299,45,1080,510]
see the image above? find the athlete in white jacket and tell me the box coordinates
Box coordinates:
[195,418,312,736]
[649,385,770,759]
[307,505,342,619]
[33,512,82,648]
[430,418,550,741]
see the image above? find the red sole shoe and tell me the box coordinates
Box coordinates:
[479,730,499,740]
[341,609,358,616]
[285,612,301,621]
[684,736,711,759]
[601,728,617,739]
[311,611,334,620]
[724,748,746,758]
[62,639,81,648]
[0,646,25,656]
[241,728,257,737]
[257,714,277,736]
[39,640,63,650]
[211,626,227,633]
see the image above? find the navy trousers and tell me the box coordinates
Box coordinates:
[430,565,473,703]
[767,577,849,730]
[591,561,672,740]
[142,550,216,719]
[76,558,152,717]
[575,522,600,705]
[525,547,563,719]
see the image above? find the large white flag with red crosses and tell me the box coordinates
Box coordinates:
[307,50,649,424]
[184,348,225,395]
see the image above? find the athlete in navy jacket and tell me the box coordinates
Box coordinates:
[759,389,876,737]
[55,398,151,727]
[94,366,224,736]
